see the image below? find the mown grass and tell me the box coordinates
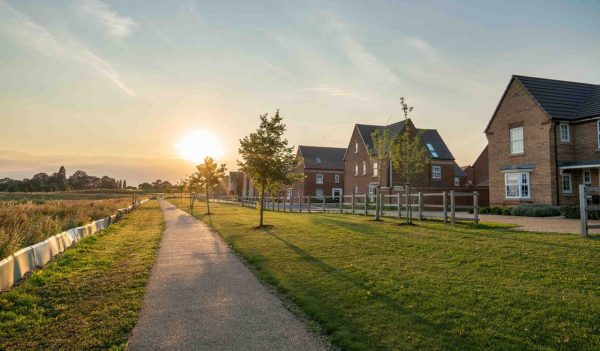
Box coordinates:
[0,198,136,258]
[0,200,163,351]
[172,198,600,351]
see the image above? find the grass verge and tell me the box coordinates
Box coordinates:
[0,200,163,350]
[171,198,600,351]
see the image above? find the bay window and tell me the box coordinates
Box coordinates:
[510,126,524,155]
[505,172,530,199]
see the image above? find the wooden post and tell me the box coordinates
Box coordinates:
[473,191,479,225]
[418,192,423,220]
[450,190,456,226]
[322,195,326,213]
[290,196,293,213]
[339,193,343,213]
[405,186,410,224]
[308,196,311,213]
[351,193,355,215]
[443,191,448,224]
[580,184,588,238]
[397,192,401,218]
[298,195,302,213]
[375,187,381,220]
[364,195,369,216]
[379,190,384,219]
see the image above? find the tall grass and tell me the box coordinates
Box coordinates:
[0,199,132,258]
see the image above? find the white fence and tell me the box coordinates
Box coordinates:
[201,189,479,224]
[0,198,152,291]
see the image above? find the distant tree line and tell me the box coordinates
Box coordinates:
[0,166,131,192]
[137,179,175,191]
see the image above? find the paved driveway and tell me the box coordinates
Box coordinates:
[477,214,600,234]
[127,200,327,351]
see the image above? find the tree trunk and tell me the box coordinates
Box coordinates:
[259,185,265,227]
[206,184,211,214]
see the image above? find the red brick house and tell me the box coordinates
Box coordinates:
[290,145,345,199]
[343,119,466,197]
[461,146,490,206]
[486,75,600,206]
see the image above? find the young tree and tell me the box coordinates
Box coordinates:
[238,110,301,228]
[391,97,429,223]
[195,157,227,214]
[370,128,394,220]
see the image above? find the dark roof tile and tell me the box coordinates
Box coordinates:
[298,146,345,170]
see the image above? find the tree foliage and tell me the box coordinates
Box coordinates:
[238,110,301,227]
[194,157,227,214]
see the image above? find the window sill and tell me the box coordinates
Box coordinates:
[562,193,575,196]
[560,141,572,144]
[509,153,525,157]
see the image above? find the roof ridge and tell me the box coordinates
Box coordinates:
[514,74,598,87]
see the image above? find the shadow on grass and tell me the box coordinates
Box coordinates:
[267,231,481,350]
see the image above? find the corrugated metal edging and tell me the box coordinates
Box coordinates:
[0,199,150,291]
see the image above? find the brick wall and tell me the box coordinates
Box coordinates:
[486,79,556,206]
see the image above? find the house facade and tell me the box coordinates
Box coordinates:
[486,75,600,206]
[290,145,345,199]
[343,119,466,197]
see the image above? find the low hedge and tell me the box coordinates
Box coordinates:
[510,204,561,217]
[559,206,600,219]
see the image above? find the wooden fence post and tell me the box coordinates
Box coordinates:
[397,192,401,218]
[308,196,311,213]
[450,190,456,226]
[364,195,369,216]
[351,193,355,215]
[443,191,448,224]
[322,195,326,213]
[580,184,588,238]
[418,192,423,220]
[298,195,302,213]
[473,191,479,225]
[339,194,343,213]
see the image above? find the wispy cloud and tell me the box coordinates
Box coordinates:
[0,1,135,96]
[403,36,437,60]
[321,12,400,85]
[79,0,136,38]
[308,84,359,98]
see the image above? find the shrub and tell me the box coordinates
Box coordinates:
[560,206,580,219]
[491,207,503,215]
[502,207,513,215]
[510,204,561,217]
[479,207,490,214]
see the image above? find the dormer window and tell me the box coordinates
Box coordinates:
[560,123,570,142]
[316,157,322,164]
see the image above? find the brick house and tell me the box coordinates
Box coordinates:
[485,75,600,206]
[343,119,466,198]
[461,146,490,206]
[290,145,345,199]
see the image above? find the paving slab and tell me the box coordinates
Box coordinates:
[127,200,326,351]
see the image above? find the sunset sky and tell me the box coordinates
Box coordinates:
[1,0,599,185]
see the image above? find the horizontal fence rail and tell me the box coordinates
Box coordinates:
[197,189,480,226]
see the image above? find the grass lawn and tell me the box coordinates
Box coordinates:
[172,198,600,351]
[0,200,163,350]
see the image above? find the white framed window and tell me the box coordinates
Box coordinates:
[560,123,570,142]
[454,177,460,186]
[334,174,340,183]
[332,188,342,199]
[355,142,358,153]
[432,165,441,179]
[354,163,358,176]
[372,161,378,177]
[584,170,592,186]
[316,174,323,184]
[315,189,323,198]
[510,126,524,155]
[287,188,293,199]
[362,161,367,175]
[562,174,572,193]
[505,172,530,199]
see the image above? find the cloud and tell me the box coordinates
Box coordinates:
[308,84,359,98]
[403,36,437,60]
[0,1,135,96]
[321,12,400,85]
[79,0,136,38]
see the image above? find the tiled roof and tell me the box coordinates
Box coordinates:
[418,129,455,160]
[514,75,600,120]
[453,163,466,177]
[356,120,407,152]
[298,145,345,170]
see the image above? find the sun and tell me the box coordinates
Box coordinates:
[175,130,225,164]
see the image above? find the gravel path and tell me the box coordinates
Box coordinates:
[127,200,327,351]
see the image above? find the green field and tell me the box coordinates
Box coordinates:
[0,201,163,350]
[172,198,600,351]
